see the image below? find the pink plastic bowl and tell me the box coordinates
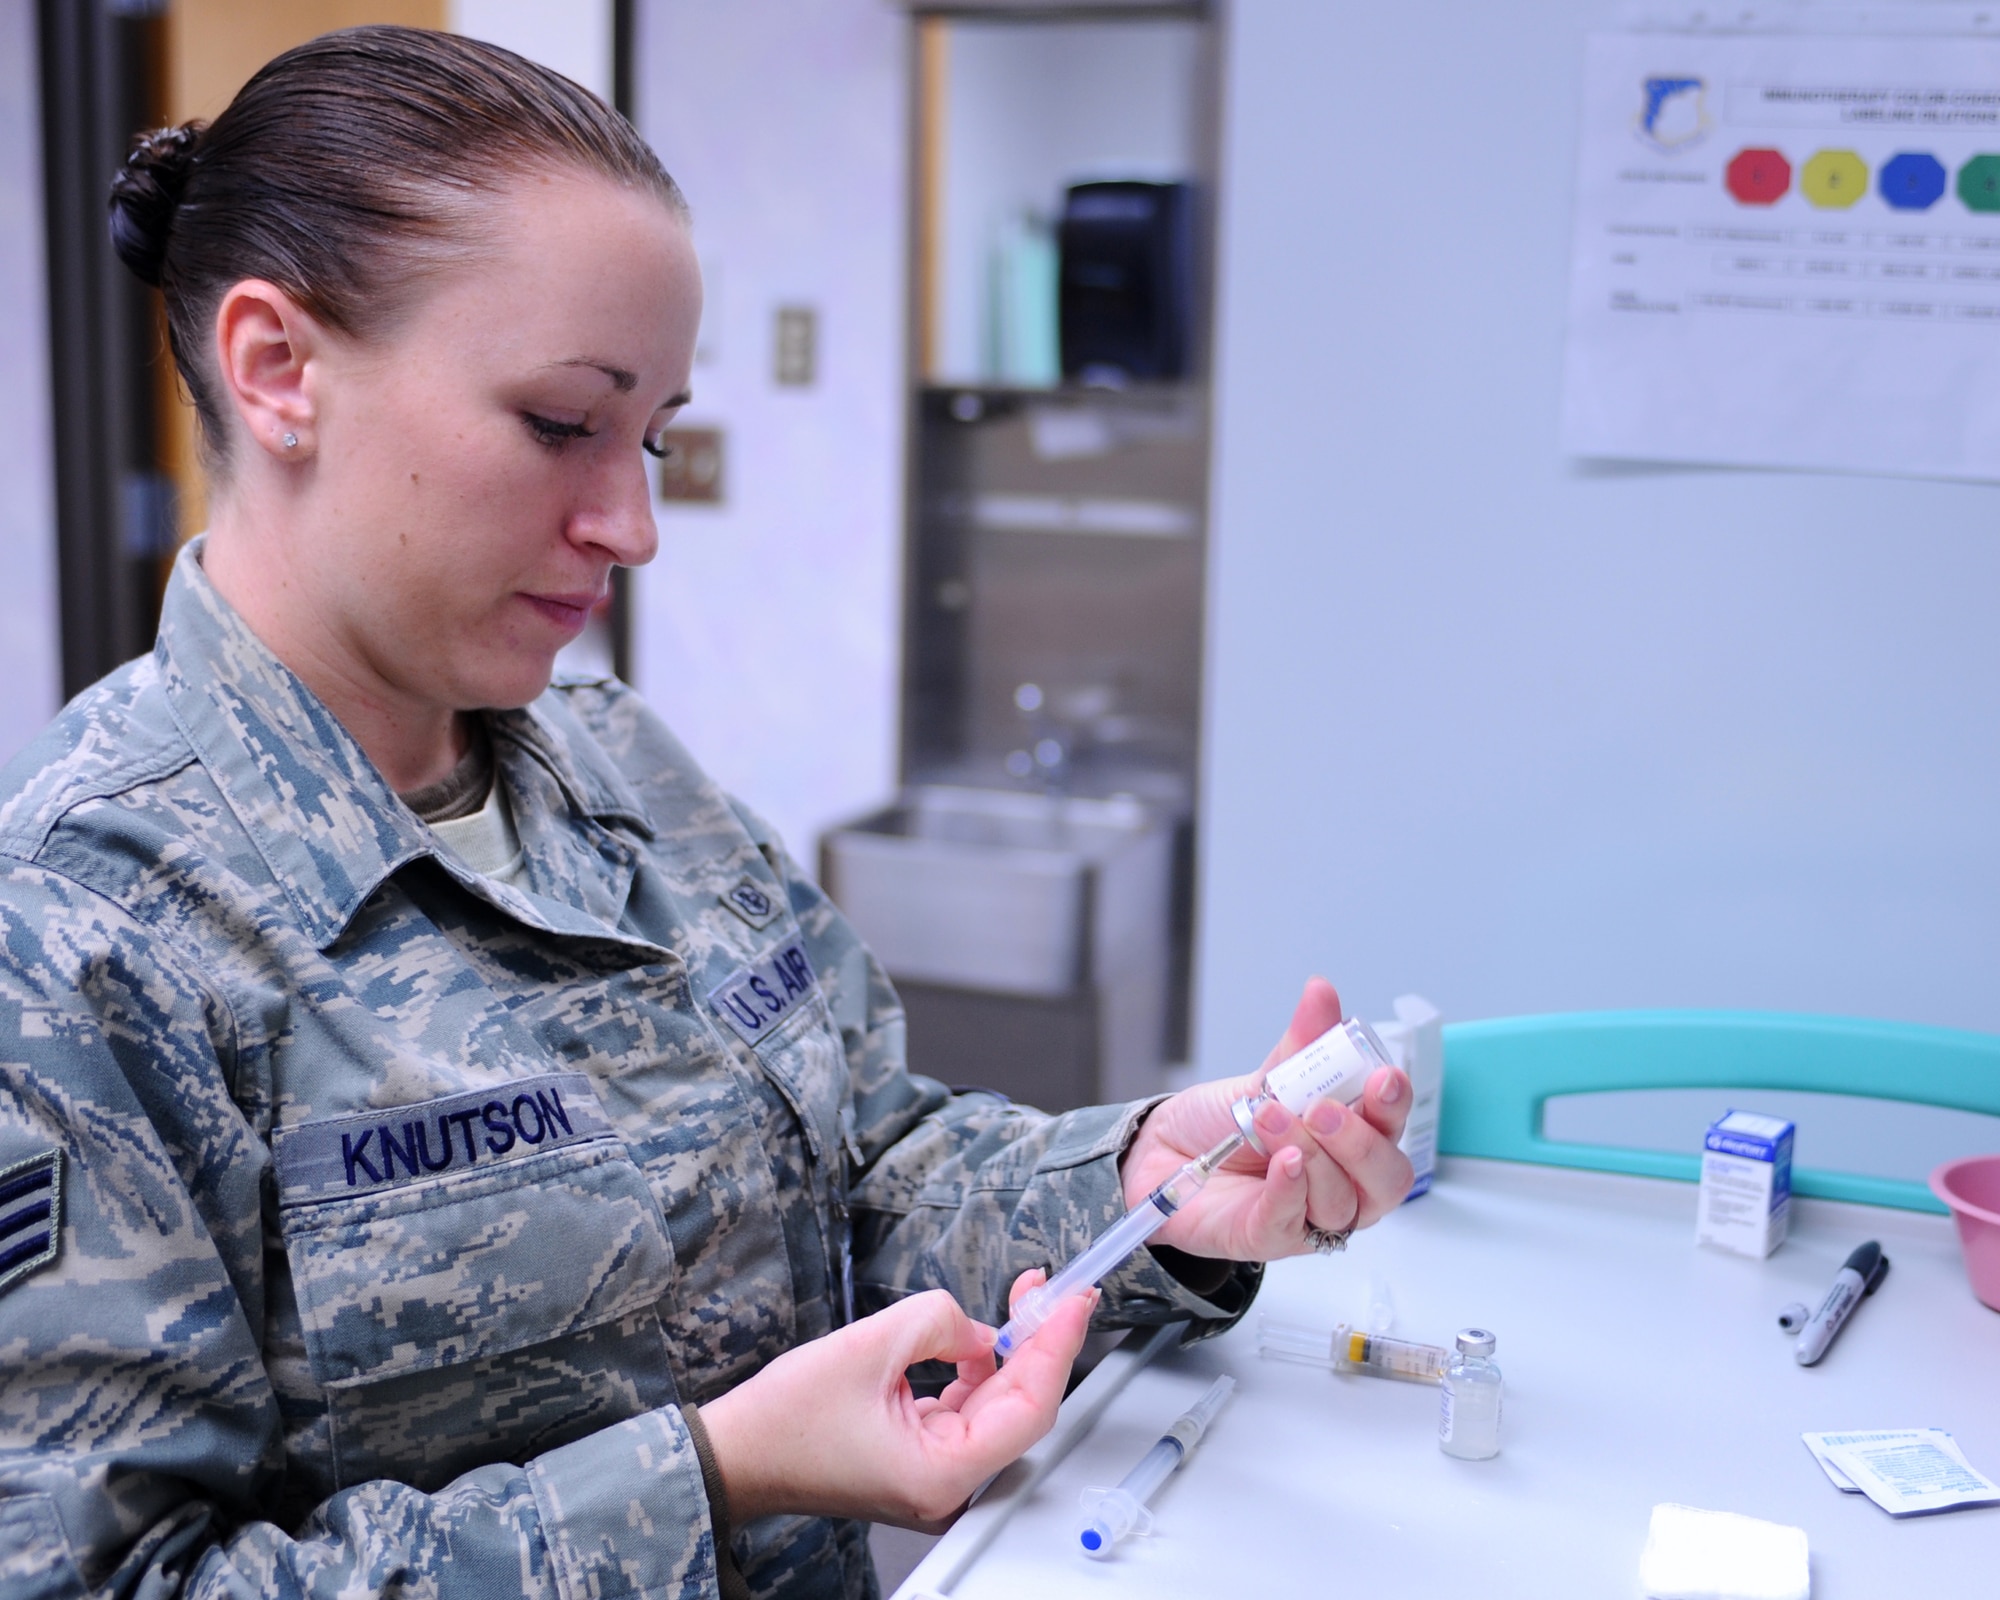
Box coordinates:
[1931,1155,2000,1313]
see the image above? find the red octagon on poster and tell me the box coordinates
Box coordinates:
[1726,147,1792,206]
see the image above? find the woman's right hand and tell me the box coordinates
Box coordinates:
[699,1272,1095,1531]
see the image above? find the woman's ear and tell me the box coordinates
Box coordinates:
[212,279,322,461]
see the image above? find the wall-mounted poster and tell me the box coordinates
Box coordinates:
[1561,15,2000,482]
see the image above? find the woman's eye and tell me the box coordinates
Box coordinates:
[643,434,674,462]
[524,413,597,450]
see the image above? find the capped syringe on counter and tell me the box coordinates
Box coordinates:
[1258,1315,1450,1384]
[1078,1375,1236,1558]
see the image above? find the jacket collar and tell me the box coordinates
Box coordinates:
[157,539,655,951]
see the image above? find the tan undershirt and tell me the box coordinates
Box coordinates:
[400,720,528,888]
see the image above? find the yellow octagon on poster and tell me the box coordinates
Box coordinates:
[1801,149,1870,209]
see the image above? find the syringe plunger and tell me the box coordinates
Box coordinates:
[1078,1376,1235,1557]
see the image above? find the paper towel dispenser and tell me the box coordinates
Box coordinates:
[1058,180,1194,384]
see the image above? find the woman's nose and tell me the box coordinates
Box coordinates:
[574,457,660,567]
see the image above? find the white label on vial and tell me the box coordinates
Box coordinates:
[1266,1024,1373,1117]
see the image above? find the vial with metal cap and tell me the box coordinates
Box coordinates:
[1438,1328,1502,1460]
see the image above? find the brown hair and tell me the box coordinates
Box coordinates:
[108,25,687,463]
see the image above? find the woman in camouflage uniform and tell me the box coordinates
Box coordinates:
[0,27,1412,1600]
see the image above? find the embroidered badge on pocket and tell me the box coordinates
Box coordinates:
[719,875,780,929]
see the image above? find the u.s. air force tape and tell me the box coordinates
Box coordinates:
[707,938,819,1046]
[273,1072,615,1204]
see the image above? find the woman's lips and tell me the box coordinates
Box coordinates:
[519,591,603,636]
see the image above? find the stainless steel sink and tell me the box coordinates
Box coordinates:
[820,786,1171,1001]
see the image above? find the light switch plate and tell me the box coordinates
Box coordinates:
[773,305,817,387]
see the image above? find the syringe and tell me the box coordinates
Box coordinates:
[1259,1314,1450,1384]
[992,1017,1394,1360]
[994,1134,1237,1360]
[1077,1375,1236,1556]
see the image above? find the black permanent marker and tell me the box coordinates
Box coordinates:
[1794,1240,1889,1366]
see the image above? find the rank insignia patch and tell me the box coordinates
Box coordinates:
[0,1149,63,1296]
[720,875,779,928]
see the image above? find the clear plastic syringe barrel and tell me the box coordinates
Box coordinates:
[1345,1328,1448,1383]
[992,1158,1214,1360]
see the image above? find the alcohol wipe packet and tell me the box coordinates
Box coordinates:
[1800,1429,1974,1492]
[1805,1429,2000,1516]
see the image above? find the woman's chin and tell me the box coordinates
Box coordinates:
[465,656,561,712]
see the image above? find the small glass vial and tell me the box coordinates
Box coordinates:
[1438,1328,1502,1460]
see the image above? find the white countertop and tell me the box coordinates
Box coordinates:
[897,1156,2000,1599]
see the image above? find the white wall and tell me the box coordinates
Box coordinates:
[449,0,612,97]
[0,0,62,762]
[632,0,906,860]
[1196,0,2000,1077]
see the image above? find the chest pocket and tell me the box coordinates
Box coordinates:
[705,933,856,1342]
[707,935,849,1176]
[275,1074,679,1493]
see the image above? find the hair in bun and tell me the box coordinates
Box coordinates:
[104,25,685,470]
[108,122,202,289]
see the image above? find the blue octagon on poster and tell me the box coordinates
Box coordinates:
[1879,152,1947,211]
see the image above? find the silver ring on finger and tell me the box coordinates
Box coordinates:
[1305,1225,1352,1255]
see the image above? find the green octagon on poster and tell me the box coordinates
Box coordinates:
[1961,154,2000,214]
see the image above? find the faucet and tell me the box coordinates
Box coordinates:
[1007,683,1071,794]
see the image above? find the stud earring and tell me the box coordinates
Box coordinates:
[281,432,299,450]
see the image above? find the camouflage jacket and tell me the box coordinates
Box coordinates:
[0,544,1255,1600]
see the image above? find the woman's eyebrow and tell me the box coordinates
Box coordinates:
[546,360,690,410]
[548,357,639,393]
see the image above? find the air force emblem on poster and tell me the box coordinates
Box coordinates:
[1637,74,1709,151]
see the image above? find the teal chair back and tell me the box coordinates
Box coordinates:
[1438,1011,2000,1214]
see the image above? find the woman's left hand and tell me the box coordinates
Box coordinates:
[1120,976,1415,1261]
[701,1270,1094,1532]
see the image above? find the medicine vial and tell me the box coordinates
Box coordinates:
[1438,1328,1502,1460]
[1229,1018,1396,1152]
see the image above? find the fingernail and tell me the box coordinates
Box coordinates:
[1256,1102,1289,1135]
[1308,1101,1345,1136]
[1284,1147,1305,1177]
[1376,1069,1403,1106]
[977,1323,997,1346]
